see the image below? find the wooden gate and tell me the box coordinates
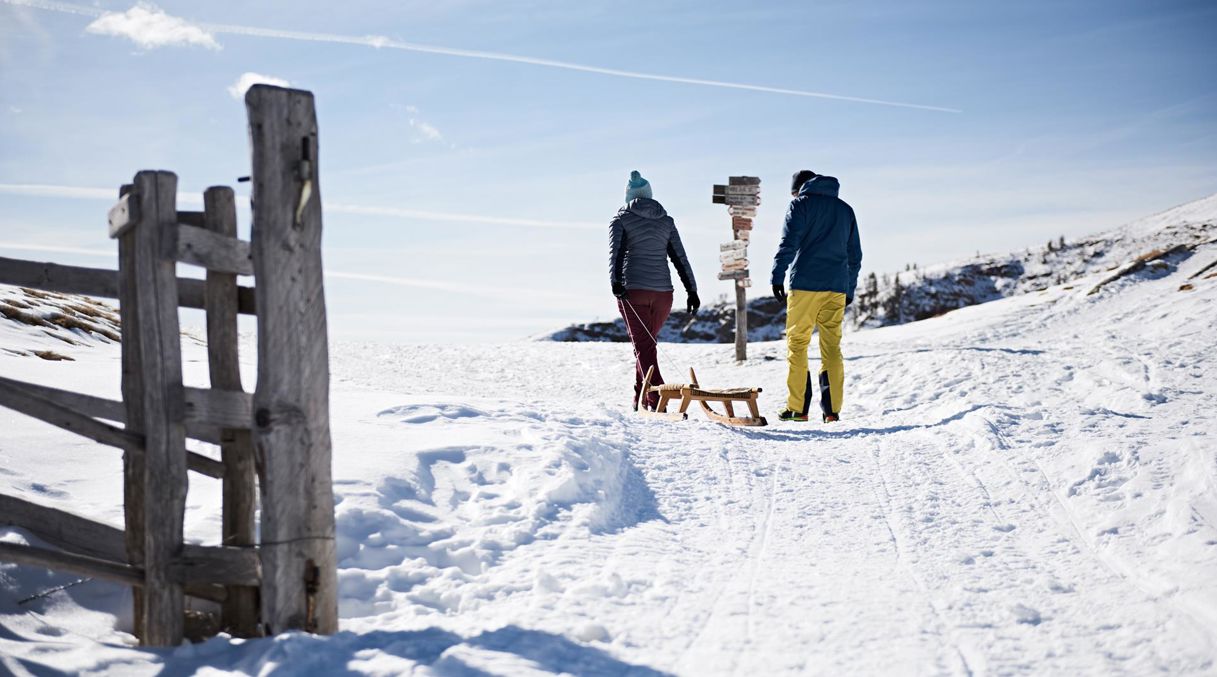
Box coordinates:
[0,85,336,645]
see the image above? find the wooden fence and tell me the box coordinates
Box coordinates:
[0,85,336,645]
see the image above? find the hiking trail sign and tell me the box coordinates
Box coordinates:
[713,176,759,361]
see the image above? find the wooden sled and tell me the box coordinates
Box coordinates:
[637,366,768,427]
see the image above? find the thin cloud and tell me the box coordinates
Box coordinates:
[0,241,571,303]
[0,183,600,230]
[325,271,584,303]
[84,2,220,50]
[228,72,290,100]
[3,0,960,112]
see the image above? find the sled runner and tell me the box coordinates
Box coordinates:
[637,366,768,427]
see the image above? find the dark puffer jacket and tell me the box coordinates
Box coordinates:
[609,197,697,294]
[771,175,863,299]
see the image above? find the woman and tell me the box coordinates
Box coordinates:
[609,170,699,410]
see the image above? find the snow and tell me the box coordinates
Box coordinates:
[2,203,1217,674]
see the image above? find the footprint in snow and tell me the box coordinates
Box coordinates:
[1012,604,1043,625]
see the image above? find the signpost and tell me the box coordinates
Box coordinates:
[713,176,760,361]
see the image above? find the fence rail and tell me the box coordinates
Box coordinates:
[0,85,336,646]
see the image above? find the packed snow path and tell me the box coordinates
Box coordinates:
[2,240,1216,674]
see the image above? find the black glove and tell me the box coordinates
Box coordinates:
[687,292,700,314]
[612,283,626,299]
[845,296,853,307]
[773,284,786,301]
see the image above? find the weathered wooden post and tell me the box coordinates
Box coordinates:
[202,186,260,636]
[128,170,188,646]
[245,84,338,635]
[713,177,760,361]
[113,182,146,641]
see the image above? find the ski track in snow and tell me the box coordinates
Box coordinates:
[1,239,1216,674]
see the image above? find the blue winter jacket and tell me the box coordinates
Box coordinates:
[770,176,862,299]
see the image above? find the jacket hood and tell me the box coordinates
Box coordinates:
[798,175,840,198]
[624,197,668,220]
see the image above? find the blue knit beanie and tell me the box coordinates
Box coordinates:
[625,170,653,202]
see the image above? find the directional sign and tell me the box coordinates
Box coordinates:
[720,240,747,252]
[717,269,750,280]
[713,184,761,196]
[732,216,753,230]
[734,229,751,242]
[713,194,760,206]
[721,259,748,272]
[729,176,761,186]
[720,250,747,264]
[728,206,757,218]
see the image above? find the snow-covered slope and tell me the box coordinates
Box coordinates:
[549,192,1217,342]
[1,205,1216,674]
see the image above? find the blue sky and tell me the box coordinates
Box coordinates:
[2,0,1215,343]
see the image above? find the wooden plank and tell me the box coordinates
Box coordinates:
[0,542,231,604]
[720,251,747,263]
[0,542,143,587]
[0,495,126,561]
[180,278,258,315]
[174,224,254,276]
[0,379,142,452]
[728,176,761,185]
[182,386,252,429]
[0,379,223,487]
[108,193,138,238]
[0,256,256,314]
[247,84,338,635]
[0,375,124,423]
[173,544,261,587]
[177,210,205,228]
[717,269,750,280]
[725,184,761,195]
[720,241,747,252]
[203,185,260,636]
[721,260,748,271]
[0,256,119,298]
[728,206,757,218]
[115,182,145,642]
[130,170,187,647]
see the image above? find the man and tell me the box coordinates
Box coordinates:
[771,169,862,423]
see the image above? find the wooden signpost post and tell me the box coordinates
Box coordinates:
[713,176,760,361]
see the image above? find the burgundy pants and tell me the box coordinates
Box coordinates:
[618,289,673,409]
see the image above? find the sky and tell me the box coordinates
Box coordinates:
[1,0,1215,343]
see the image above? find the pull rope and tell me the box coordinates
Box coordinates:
[621,296,680,371]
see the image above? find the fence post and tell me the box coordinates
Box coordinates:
[130,170,187,646]
[115,182,146,641]
[202,186,259,636]
[245,85,337,634]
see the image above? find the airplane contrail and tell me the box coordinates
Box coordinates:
[3,0,962,113]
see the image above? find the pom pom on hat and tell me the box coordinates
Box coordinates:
[625,170,653,202]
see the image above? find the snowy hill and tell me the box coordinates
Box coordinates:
[2,198,1217,674]
[549,192,1217,341]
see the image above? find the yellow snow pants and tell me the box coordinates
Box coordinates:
[785,290,846,417]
